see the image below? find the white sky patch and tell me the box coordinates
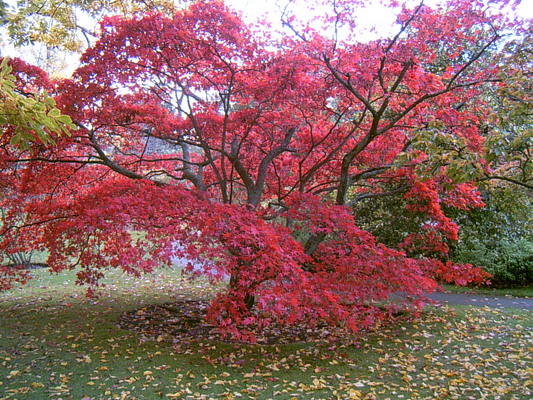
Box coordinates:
[227,0,532,40]
[1,0,531,75]
[225,0,398,41]
[512,0,533,18]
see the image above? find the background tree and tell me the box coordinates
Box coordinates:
[447,28,533,286]
[2,0,526,340]
[2,0,180,73]
[483,29,532,190]
[0,57,75,290]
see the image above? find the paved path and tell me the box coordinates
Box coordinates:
[427,291,533,310]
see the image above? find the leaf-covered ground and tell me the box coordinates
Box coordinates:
[0,268,531,399]
[118,298,362,345]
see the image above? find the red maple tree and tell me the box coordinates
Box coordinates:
[2,0,522,340]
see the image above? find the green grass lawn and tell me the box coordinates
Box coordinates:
[442,283,533,298]
[0,268,531,400]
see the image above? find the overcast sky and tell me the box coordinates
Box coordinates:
[226,0,533,43]
[225,0,398,39]
[227,0,533,19]
[2,0,531,76]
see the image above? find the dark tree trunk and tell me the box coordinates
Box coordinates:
[229,273,255,311]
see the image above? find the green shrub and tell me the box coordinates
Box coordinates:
[351,183,532,286]
[453,238,533,286]
[446,184,532,286]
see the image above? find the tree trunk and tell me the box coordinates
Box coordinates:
[229,273,255,312]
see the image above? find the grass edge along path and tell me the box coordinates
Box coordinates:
[441,284,533,298]
[0,268,531,400]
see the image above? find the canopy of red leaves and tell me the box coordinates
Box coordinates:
[3,0,521,340]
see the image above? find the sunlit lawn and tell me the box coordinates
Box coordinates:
[0,267,531,399]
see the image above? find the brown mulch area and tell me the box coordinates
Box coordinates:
[118,299,361,345]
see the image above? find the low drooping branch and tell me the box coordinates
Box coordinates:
[0,215,76,239]
[87,131,144,179]
[481,174,533,190]
[347,186,409,206]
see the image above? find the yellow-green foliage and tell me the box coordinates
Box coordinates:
[0,58,75,149]
[5,0,178,52]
